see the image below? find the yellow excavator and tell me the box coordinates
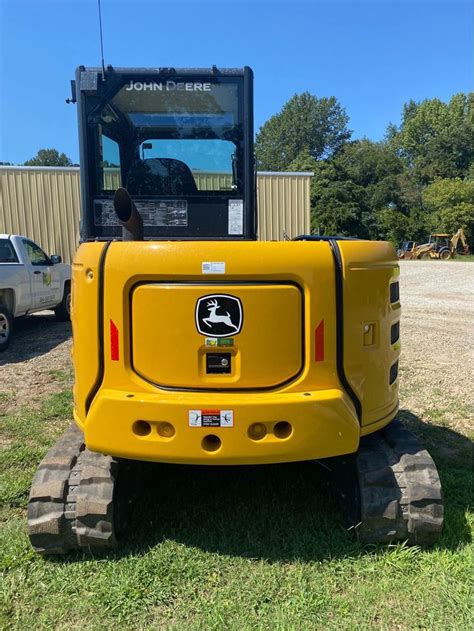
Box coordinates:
[27,66,443,554]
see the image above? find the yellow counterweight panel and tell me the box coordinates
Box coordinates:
[95,241,340,397]
[72,239,399,464]
[338,241,401,427]
[71,242,106,421]
[85,388,360,465]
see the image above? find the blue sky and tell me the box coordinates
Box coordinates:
[0,0,472,165]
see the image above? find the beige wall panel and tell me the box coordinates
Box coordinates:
[0,167,81,263]
[193,172,232,191]
[0,167,312,262]
[257,173,311,240]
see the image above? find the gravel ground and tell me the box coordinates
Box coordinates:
[398,261,473,433]
[0,261,472,432]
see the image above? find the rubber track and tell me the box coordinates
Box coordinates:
[28,424,119,555]
[356,419,444,544]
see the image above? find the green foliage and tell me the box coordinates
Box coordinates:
[257,90,473,245]
[287,148,319,174]
[334,138,404,186]
[423,178,474,245]
[310,139,408,239]
[390,93,474,183]
[377,207,435,246]
[255,92,351,170]
[24,148,72,167]
[377,209,409,245]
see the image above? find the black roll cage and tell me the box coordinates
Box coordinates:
[74,66,256,241]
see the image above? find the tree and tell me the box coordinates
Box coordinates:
[423,178,474,245]
[334,139,403,187]
[313,178,368,237]
[270,93,473,244]
[389,93,474,183]
[308,139,408,239]
[0,161,13,165]
[255,92,351,171]
[24,148,73,167]
[377,208,409,246]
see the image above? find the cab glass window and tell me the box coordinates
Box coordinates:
[22,240,50,266]
[0,239,18,263]
[101,135,122,191]
[91,79,242,196]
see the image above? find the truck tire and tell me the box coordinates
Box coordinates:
[0,306,12,352]
[54,282,71,322]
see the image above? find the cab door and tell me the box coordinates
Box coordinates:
[21,239,61,309]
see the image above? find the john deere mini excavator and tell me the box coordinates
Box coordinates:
[28,67,443,554]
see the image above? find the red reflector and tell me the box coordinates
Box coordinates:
[110,319,119,361]
[315,319,324,362]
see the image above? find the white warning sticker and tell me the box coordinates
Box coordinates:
[228,199,243,235]
[188,410,234,427]
[202,261,226,274]
[93,198,188,227]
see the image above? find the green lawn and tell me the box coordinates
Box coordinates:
[450,254,474,261]
[1,390,472,630]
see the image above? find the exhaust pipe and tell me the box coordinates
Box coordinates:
[113,187,143,241]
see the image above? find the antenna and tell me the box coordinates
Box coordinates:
[97,0,106,79]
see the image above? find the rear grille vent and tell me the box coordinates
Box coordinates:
[389,361,399,385]
[390,282,400,303]
[391,321,400,345]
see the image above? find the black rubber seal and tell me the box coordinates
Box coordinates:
[328,239,362,423]
[85,240,111,414]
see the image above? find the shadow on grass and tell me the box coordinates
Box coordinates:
[55,410,472,564]
[0,313,71,365]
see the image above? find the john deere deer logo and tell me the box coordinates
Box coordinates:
[195,294,243,338]
[203,299,239,331]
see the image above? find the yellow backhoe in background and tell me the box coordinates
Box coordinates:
[450,228,471,256]
[398,228,470,260]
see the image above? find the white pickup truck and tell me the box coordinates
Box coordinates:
[0,235,71,351]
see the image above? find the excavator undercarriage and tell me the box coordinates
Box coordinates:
[29,419,443,554]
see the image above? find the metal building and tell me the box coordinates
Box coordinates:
[0,166,312,262]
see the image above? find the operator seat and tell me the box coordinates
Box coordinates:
[126,158,198,196]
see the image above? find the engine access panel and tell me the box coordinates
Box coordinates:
[131,283,303,389]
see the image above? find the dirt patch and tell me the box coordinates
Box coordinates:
[0,312,72,415]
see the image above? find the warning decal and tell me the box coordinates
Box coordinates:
[94,199,188,227]
[188,409,234,427]
[228,199,243,235]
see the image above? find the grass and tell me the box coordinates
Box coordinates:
[449,254,474,262]
[46,369,72,384]
[407,254,474,262]
[0,392,472,630]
